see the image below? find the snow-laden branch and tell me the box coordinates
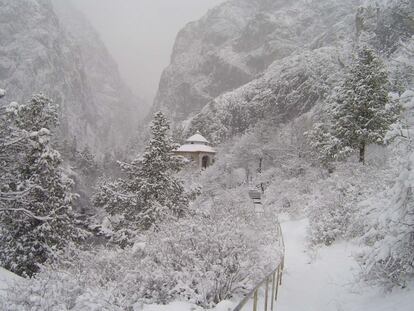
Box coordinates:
[0,207,52,221]
[0,188,33,200]
[1,134,29,147]
[116,160,140,170]
[0,185,47,201]
[103,183,139,200]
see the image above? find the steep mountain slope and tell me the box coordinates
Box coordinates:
[153,0,359,122]
[0,0,142,154]
[190,47,344,143]
[154,0,413,143]
[51,0,145,152]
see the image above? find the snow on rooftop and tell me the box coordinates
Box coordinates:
[186,132,209,144]
[177,131,216,153]
[176,144,216,153]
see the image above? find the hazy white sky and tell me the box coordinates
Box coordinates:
[72,0,225,104]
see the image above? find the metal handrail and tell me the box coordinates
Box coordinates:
[232,221,285,311]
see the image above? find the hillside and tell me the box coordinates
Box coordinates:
[190,0,413,141]
[152,0,358,122]
[153,0,413,144]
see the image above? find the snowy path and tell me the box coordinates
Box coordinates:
[277,218,414,311]
[0,267,20,299]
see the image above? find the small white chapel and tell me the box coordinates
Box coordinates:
[174,131,216,169]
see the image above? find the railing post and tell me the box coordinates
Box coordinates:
[253,289,258,311]
[275,266,280,301]
[264,277,269,311]
[231,220,285,311]
[271,272,275,311]
[279,258,284,285]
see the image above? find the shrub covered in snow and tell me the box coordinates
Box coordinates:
[2,263,123,311]
[141,189,280,307]
[308,196,351,246]
[358,91,414,288]
[3,185,282,309]
[358,156,414,288]
[306,158,397,248]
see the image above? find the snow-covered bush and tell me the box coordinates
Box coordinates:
[2,241,148,310]
[4,185,282,309]
[358,91,414,288]
[140,189,280,307]
[2,264,123,311]
[307,157,398,247]
[358,154,414,288]
[308,195,351,246]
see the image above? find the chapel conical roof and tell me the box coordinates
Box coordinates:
[186,131,209,144]
[175,131,215,153]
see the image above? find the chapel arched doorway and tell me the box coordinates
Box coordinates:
[202,155,209,169]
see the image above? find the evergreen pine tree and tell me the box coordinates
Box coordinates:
[306,122,341,169]
[333,47,399,163]
[0,94,86,277]
[94,112,189,243]
[308,47,400,165]
[78,146,98,176]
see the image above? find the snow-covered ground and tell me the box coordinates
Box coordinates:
[278,218,414,311]
[1,218,412,310]
[0,267,20,300]
[139,218,414,311]
[137,300,235,311]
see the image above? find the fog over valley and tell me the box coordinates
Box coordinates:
[72,0,226,104]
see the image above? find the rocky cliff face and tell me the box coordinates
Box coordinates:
[153,0,360,122]
[154,0,413,142]
[0,0,142,154]
[189,47,344,143]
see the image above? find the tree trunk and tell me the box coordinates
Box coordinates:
[359,142,365,164]
[258,157,263,174]
[258,158,264,193]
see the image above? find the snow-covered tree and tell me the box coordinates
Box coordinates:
[94,112,189,242]
[308,47,400,165]
[0,94,86,277]
[123,111,189,225]
[78,146,99,176]
[305,121,341,169]
[333,47,400,163]
[359,91,414,288]
[361,152,414,288]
